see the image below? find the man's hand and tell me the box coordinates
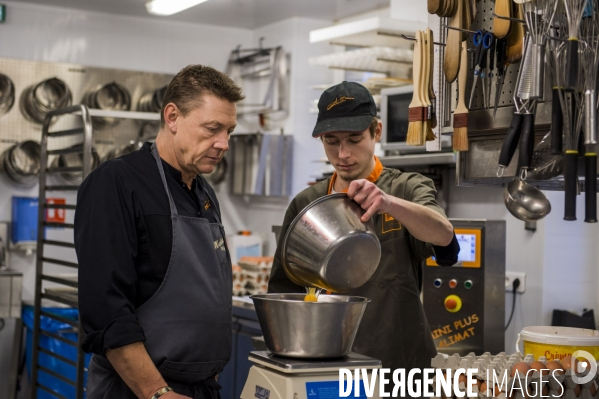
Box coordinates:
[106,342,194,399]
[347,179,391,222]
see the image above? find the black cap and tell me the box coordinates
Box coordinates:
[312,81,377,137]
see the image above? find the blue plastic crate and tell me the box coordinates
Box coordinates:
[22,305,91,399]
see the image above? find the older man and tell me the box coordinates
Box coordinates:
[75,65,243,399]
[269,81,459,373]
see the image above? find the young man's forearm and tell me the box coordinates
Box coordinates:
[386,197,454,246]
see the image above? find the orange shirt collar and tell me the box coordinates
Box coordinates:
[327,156,383,194]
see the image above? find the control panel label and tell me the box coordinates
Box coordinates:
[306,380,368,399]
[255,385,270,399]
[431,313,480,348]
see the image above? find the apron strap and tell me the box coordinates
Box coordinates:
[151,143,179,217]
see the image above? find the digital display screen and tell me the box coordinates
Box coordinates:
[386,93,411,143]
[456,234,477,262]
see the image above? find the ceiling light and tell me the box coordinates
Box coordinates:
[145,0,209,16]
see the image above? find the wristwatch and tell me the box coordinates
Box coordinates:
[149,386,173,399]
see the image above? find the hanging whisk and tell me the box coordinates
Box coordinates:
[563,0,588,91]
[580,0,599,222]
[523,0,559,99]
[546,7,568,154]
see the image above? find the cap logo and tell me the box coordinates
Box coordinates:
[327,96,355,111]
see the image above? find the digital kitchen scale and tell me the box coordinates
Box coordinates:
[240,351,382,399]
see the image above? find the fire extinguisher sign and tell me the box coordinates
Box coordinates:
[46,198,66,224]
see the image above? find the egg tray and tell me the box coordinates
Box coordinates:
[430,352,599,399]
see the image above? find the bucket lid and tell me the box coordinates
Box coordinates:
[520,326,599,346]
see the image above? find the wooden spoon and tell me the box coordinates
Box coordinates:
[440,0,455,17]
[449,0,459,18]
[506,3,524,64]
[428,0,441,14]
[444,0,463,82]
[427,29,438,129]
[493,0,512,40]
[424,29,437,140]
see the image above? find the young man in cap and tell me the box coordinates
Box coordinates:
[268,81,459,372]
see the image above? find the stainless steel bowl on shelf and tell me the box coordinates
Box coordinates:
[250,293,370,358]
[281,193,381,293]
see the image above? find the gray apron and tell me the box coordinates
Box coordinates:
[86,144,233,399]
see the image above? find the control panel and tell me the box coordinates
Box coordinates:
[422,220,505,356]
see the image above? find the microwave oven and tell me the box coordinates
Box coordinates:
[379,85,452,153]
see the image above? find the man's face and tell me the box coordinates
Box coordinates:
[321,122,381,182]
[170,94,237,176]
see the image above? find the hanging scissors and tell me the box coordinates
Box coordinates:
[468,30,494,110]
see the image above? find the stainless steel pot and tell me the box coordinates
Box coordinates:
[251,293,370,358]
[281,193,381,293]
[51,146,100,184]
[20,77,72,124]
[103,141,141,162]
[83,82,131,126]
[0,73,15,117]
[138,85,167,113]
[0,141,41,185]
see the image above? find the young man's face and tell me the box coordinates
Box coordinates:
[321,121,382,182]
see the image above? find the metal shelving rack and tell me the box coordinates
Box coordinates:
[30,105,160,399]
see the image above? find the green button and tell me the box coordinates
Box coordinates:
[464,280,473,289]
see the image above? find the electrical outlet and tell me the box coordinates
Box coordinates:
[506,271,526,293]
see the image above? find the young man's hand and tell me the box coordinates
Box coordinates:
[347,179,391,222]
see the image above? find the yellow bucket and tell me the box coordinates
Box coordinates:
[517,326,599,361]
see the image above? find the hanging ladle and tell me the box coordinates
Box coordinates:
[504,178,552,222]
[503,111,552,222]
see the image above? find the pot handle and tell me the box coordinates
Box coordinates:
[515,333,523,354]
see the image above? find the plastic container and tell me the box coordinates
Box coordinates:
[517,326,599,361]
[11,196,38,244]
[22,305,91,399]
[227,231,262,265]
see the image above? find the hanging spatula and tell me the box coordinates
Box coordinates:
[444,0,463,83]
[493,0,513,40]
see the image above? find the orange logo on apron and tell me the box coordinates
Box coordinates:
[382,213,402,234]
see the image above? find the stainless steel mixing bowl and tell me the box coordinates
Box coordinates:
[281,193,381,292]
[251,293,370,358]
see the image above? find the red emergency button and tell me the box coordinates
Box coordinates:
[444,295,462,313]
[448,279,458,289]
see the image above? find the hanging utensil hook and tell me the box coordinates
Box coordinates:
[442,24,478,36]
[376,32,446,46]
[492,12,526,24]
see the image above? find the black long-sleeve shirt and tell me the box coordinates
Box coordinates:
[75,142,221,356]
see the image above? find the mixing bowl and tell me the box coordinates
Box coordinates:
[251,293,370,358]
[281,193,381,292]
